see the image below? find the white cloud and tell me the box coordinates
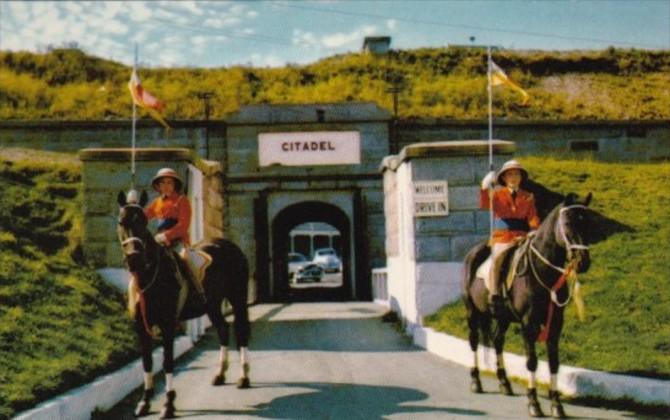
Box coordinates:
[203,16,241,29]
[247,10,258,19]
[386,19,397,30]
[126,2,154,22]
[250,53,284,67]
[191,35,209,46]
[293,29,319,49]
[321,25,377,49]
[172,1,204,16]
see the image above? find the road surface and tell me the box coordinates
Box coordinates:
[101,302,643,419]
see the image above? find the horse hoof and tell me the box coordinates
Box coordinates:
[237,377,250,389]
[212,373,225,386]
[499,380,514,396]
[528,402,545,418]
[551,403,566,418]
[160,403,176,419]
[470,379,483,393]
[134,400,150,417]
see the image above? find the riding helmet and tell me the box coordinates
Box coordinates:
[151,167,183,192]
[496,160,528,186]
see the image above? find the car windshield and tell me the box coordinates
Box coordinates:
[289,254,307,262]
[316,249,335,256]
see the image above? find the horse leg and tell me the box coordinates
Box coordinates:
[233,300,251,389]
[159,326,177,419]
[524,327,544,417]
[494,319,513,396]
[134,319,154,417]
[207,300,230,386]
[547,320,566,418]
[467,309,483,393]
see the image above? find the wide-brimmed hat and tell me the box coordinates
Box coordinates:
[496,160,528,186]
[151,167,183,192]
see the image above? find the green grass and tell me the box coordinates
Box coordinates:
[425,157,670,378]
[0,149,137,420]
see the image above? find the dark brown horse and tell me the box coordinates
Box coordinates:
[463,192,592,418]
[117,191,251,419]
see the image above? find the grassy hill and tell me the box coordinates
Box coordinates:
[1,47,669,121]
[425,157,670,379]
[0,149,137,419]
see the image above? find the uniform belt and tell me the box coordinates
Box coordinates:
[494,218,530,231]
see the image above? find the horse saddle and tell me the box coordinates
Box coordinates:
[183,247,213,285]
[476,244,524,293]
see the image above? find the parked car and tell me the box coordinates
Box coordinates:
[312,248,341,273]
[293,263,324,283]
[288,252,311,278]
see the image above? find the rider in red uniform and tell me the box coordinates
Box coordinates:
[480,160,540,314]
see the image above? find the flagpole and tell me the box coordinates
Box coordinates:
[131,43,138,190]
[487,45,494,239]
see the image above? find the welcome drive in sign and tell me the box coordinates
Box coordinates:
[258,131,361,166]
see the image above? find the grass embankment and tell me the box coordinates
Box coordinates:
[425,157,670,378]
[0,149,137,419]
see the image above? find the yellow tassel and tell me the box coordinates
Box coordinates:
[574,280,586,321]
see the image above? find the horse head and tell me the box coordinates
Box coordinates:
[555,192,592,273]
[117,190,150,274]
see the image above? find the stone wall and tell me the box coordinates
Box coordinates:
[79,148,193,267]
[2,118,667,161]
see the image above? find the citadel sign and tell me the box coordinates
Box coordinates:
[258,131,361,166]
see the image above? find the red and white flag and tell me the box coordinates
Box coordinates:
[128,69,170,129]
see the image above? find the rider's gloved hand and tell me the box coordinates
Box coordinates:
[154,232,169,246]
[481,171,497,190]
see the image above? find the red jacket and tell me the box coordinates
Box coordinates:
[480,187,540,244]
[144,192,192,246]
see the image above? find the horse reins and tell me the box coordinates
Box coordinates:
[526,204,589,342]
[123,234,161,339]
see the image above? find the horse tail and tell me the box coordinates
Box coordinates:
[463,240,493,347]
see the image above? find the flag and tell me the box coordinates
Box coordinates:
[128,69,170,129]
[490,60,530,106]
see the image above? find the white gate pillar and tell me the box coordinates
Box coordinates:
[380,140,515,330]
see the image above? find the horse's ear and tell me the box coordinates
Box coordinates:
[140,190,149,207]
[117,191,127,207]
[565,192,578,205]
[584,192,593,206]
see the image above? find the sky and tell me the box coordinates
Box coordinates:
[0,0,668,68]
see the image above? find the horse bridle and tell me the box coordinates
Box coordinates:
[527,204,590,306]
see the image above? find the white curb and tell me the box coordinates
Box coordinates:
[14,336,194,420]
[413,326,670,406]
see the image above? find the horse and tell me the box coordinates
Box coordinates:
[116,190,251,419]
[463,192,592,418]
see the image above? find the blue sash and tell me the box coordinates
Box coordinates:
[156,218,178,232]
[494,218,530,231]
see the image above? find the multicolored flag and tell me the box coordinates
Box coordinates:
[128,69,170,129]
[490,60,530,106]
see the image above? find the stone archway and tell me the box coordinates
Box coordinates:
[271,201,351,301]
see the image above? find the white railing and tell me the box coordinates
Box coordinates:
[371,267,389,306]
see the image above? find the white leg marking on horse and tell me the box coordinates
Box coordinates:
[550,373,557,391]
[144,372,154,390]
[528,371,537,389]
[220,345,229,364]
[240,346,250,376]
[473,350,479,370]
[165,373,174,392]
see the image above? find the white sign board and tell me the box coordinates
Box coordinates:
[414,181,449,217]
[258,131,361,167]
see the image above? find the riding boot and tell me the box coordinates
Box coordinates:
[489,251,507,317]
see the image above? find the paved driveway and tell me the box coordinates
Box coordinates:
[103,302,638,419]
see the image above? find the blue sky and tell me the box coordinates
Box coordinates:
[1,1,668,68]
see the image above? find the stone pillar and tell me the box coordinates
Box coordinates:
[79,148,192,267]
[381,140,515,329]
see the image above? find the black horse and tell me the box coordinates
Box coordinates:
[117,191,251,419]
[463,192,592,418]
